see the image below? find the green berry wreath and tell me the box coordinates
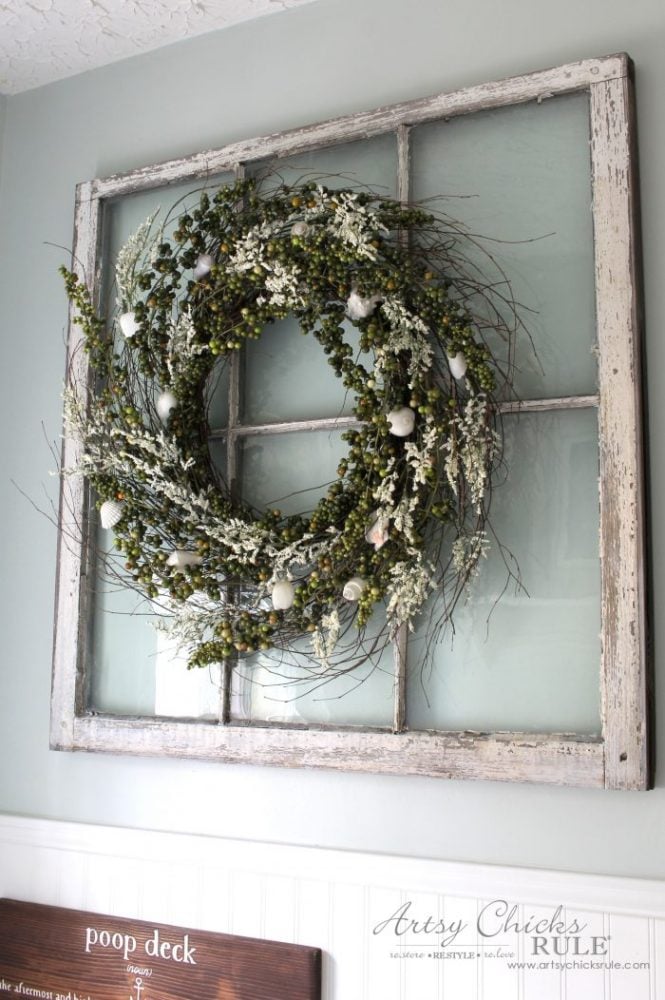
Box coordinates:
[61,177,508,676]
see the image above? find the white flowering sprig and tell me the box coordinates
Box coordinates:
[451,530,491,580]
[442,393,497,511]
[386,556,436,632]
[311,607,341,669]
[324,188,388,260]
[376,298,434,388]
[166,309,207,383]
[115,210,161,311]
[59,174,513,679]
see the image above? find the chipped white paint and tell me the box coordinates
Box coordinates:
[51,55,648,787]
[590,75,649,790]
[0,0,320,96]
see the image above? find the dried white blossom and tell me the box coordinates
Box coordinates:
[371,457,398,506]
[154,592,223,650]
[386,557,434,631]
[115,211,160,310]
[451,530,490,579]
[377,298,433,387]
[166,308,206,382]
[324,189,387,261]
[404,422,439,489]
[311,607,341,668]
[227,222,277,273]
[441,394,497,511]
[263,260,305,309]
[390,497,418,544]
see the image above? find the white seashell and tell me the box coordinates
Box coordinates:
[387,406,416,437]
[99,499,124,530]
[448,351,467,380]
[342,577,367,602]
[365,511,390,551]
[271,579,295,611]
[119,311,139,338]
[193,253,214,280]
[166,549,203,570]
[291,221,310,237]
[156,390,177,422]
[346,290,380,321]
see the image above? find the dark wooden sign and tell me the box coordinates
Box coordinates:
[0,899,321,1000]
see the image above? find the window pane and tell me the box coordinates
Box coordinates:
[90,175,236,718]
[250,132,398,197]
[241,317,360,423]
[106,171,235,277]
[206,359,230,430]
[89,546,222,720]
[406,407,601,735]
[235,427,396,728]
[230,607,395,727]
[240,427,348,516]
[411,92,597,400]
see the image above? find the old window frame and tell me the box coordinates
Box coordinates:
[51,53,649,789]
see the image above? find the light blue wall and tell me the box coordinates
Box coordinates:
[1,0,665,878]
[0,95,6,181]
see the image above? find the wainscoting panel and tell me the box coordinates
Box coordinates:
[0,814,663,999]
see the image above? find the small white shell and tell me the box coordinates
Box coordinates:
[193,253,214,280]
[99,499,124,530]
[346,290,380,321]
[119,311,139,339]
[166,549,203,570]
[365,511,389,551]
[448,351,467,380]
[156,390,177,422]
[271,579,295,611]
[343,577,367,602]
[291,221,310,237]
[387,406,416,437]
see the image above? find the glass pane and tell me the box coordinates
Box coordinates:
[89,541,222,719]
[406,408,601,734]
[411,92,597,399]
[241,134,395,424]
[240,427,348,516]
[89,176,237,718]
[250,132,398,197]
[206,358,230,430]
[242,317,361,423]
[208,436,229,489]
[105,171,235,294]
[230,607,395,727]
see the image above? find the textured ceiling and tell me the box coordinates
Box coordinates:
[0,0,318,95]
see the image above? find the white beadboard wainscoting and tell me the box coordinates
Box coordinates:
[0,813,663,1000]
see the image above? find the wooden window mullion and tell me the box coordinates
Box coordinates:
[392,124,412,733]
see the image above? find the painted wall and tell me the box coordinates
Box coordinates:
[1,0,664,878]
[0,95,5,181]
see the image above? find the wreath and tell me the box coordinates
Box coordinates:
[61,177,509,679]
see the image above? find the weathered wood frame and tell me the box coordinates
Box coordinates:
[51,53,649,789]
